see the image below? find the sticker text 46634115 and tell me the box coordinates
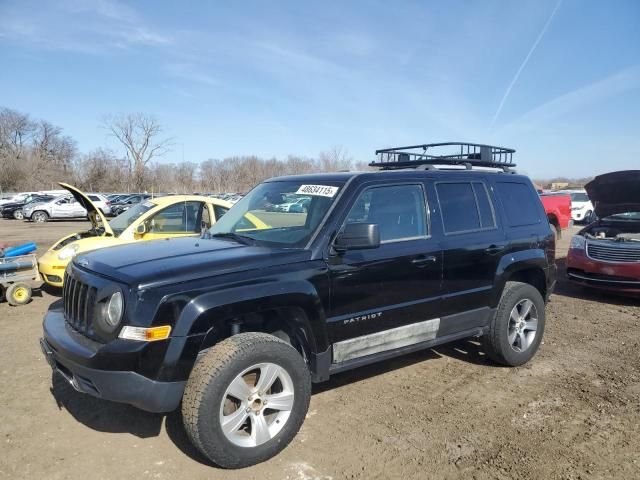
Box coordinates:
[295,185,339,198]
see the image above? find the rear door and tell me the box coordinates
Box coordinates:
[434,177,506,334]
[328,182,443,356]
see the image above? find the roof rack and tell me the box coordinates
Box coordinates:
[371,142,516,171]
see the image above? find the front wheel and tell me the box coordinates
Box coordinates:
[182,332,311,468]
[32,211,49,223]
[13,209,24,220]
[483,281,545,366]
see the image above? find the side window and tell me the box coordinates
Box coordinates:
[147,201,203,233]
[495,182,541,227]
[344,185,428,243]
[435,181,496,234]
[213,204,229,220]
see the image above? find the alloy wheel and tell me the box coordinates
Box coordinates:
[219,362,294,448]
[507,299,538,352]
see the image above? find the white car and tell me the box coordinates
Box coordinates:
[86,193,112,216]
[0,192,38,207]
[563,189,594,223]
[23,195,88,223]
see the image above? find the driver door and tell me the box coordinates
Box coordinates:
[52,198,75,218]
[327,183,443,353]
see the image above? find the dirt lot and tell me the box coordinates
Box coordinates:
[1,219,639,480]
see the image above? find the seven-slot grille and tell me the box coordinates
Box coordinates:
[63,272,97,334]
[587,242,640,263]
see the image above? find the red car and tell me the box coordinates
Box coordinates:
[539,192,572,239]
[566,170,640,294]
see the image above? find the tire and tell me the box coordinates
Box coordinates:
[483,281,545,366]
[551,223,560,241]
[32,211,49,223]
[13,209,24,220]
[182,332,311,469]
[6,283,32,306]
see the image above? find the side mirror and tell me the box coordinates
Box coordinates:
[136,223,146,235]
[334,223,380,252]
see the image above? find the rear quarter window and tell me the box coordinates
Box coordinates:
[435,181,496,234]
[495,181,541,227]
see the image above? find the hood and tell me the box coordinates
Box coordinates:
[585,170,640,218]
[59,182,113,235]
[73,237,311,288]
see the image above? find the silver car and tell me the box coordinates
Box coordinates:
[23,195,88,223]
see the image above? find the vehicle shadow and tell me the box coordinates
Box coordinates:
[40,283,63,298]
[50,373,219,467]
[553,257,640,307]
[49,336,492,467]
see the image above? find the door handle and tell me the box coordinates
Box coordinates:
[411,255,437,265]
[485,244,506,255]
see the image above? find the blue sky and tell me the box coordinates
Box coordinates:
[1,0,638,178]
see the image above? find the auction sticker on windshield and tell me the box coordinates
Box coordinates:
[296,185,339,197]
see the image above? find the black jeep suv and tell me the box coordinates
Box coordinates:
[41,143,556,468]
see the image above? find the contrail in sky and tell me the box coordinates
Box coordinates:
[490,0,563,129]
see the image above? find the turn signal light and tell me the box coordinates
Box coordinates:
[119,325,172,342]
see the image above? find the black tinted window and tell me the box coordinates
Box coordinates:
[495,182,541,226]
[346,185,427,242]
[436,182,480,233]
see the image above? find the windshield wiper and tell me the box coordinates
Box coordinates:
[208,232,257,245]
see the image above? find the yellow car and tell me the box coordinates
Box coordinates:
[39,184,267,287]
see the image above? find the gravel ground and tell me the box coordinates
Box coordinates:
[1,219,639,480]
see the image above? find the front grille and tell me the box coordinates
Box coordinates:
[63,272,98,334]
[587,242,640,263]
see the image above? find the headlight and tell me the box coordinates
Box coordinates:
[57,244,79,260]
[570,235,586,250]
[105,291,123,328]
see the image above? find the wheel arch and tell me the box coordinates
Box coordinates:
[494,250,549,305]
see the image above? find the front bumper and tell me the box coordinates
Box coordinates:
[566,248,640,294]
[41,302,186,412]
[38,251,69,287]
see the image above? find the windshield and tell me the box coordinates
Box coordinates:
[604,212,640,221]
[108,201,155,235]
[208,180,343,247]
[570,192,589,202]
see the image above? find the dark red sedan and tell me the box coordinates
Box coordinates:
[566,171,640,294]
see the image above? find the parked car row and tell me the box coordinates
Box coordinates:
[0,191,246,222]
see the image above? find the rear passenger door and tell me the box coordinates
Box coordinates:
[434,179,506,334]
[328,182,443,350]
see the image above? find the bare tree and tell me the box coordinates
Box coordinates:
[103,113,172,192]
[318,145,352,172]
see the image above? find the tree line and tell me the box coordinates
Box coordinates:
[0,106,366,195]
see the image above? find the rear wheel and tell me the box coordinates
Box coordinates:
[32,211,49,223]
[484,281,545,366]
[13,209,24,220]
[182,332,311,468]
[6,283,32,306]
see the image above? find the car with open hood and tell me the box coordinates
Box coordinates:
[567,170,640,294]
[38,183,267,287]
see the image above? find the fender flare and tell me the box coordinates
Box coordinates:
[173,280,329,354]
[493,249,548,305]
